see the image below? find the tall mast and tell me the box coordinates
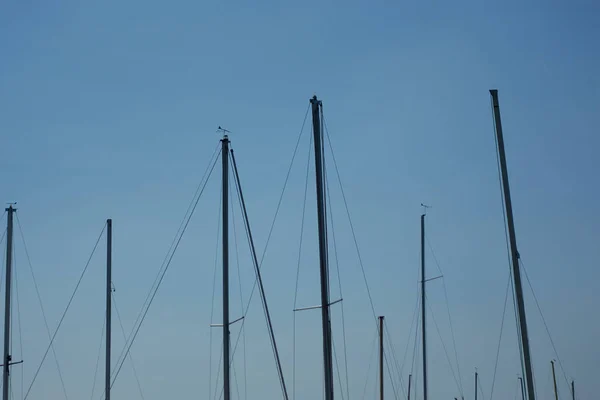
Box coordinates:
[379,316,384,400]
[551,361,558,400]
[2,205,15,400]
[222,135,231,400]
[105,219,112,400]
[421,213,427,400]
[407,374,412,400]
[571,380,575,400]
[475,370,478,400]
[310,95,334,400]
[489,89,535,400]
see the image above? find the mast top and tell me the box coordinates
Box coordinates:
[4,204,16,212]
[310,95,321,105]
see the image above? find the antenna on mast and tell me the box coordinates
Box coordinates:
[217,126,232,136]
[421,203,431,215]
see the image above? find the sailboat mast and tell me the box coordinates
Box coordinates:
[407,374,412,400]
[421,213,427,400]
[379,316,384,400]
[105,219,112,400]
[2,205,15,400]
[489,89,535,400]
[551,361,558,400]
[475,371,478,400]
[222,135,231,400]
[310,95,334,400]
[571,380,575,400]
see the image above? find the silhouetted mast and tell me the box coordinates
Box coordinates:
[310,95,334,400]
[2,205,15,400]
[490,89,535,400]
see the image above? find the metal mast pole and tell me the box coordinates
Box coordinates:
[551,361,558,400]
[490,89,535,400]
[310,95,334,400]
[571,380,574,400]
[421,213,427,400]
[105,219,112,400]
[407,374,412,400]
[222,135,231,400]
[379,316,384,400]
[475,370,478,400]
[2,205,15,400]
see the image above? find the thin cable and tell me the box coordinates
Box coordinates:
[13,246,24,400]
[490,97,527,387]
[209,181,223,400]
[361,328,378,400]
[226,105,310,380]
[112,292,145,400]
[15,215,69,399]
[292,131,312,400]
[90,316,106,400]
[110,151,219,388]
[400,289,420,383]
[322,118,377,319]
[490,273,511,400]
[324,158,350,400]
[331,336,346,400]
[24,222,106,400]
[425,235,464,397]
[520,258,570,389]
[426,295,462,393]
[230,176,247,400]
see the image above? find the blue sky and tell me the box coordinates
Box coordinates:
[1,1,598,399]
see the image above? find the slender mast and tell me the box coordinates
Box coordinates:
[105,219,112,400]
[571,380,574,400]
[407,374,412,400]
[310,95,334,400]
[2,205,15,400]
[421,213,427,400]
[379,316,384,400]
[475,370,478,400]
[222,135,231,400]
[551,361,558,400]
[490,89,535,400]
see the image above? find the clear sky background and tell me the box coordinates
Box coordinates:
[1,1,598,399]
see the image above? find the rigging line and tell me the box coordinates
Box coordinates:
[15,214,69,400]
[410,294,421,376]
[13,246,24,400]
[425,294,462,394]
[232,353,241,400]
[384,323,407,396]
[226,105,310,388]
[230,172,247,400]
[425,235,464,397]
[213,339,224,400]
[489,272,511,400]
[112,292,145,400]
[292,128,312,400]
[113,141,220,379]
[230,149,289,400]
[361,328,379,400]
[490,97,527,387]
[24,222,106,400]
[519,258,570,390]
[383,346,401,400]
[324,155,350,400]
[114,142,220,377]
[209,180,223,400]
[401,288,420,380]
[477,372,486,400]
[111,151,220,388]
[331,335,346,400]
[90,316,106,400]
[322,117,378,328]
